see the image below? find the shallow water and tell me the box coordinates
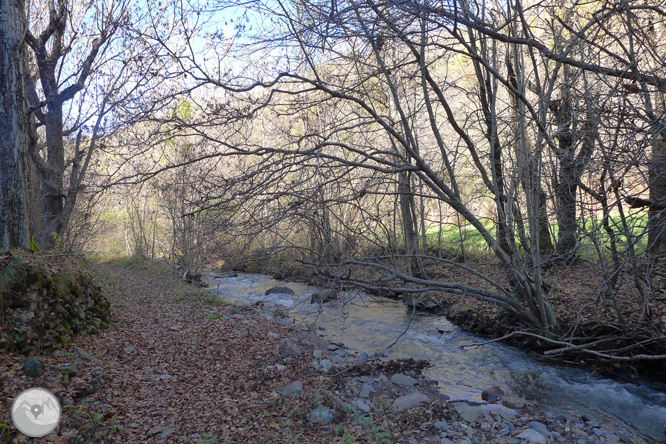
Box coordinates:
[205,272,666,441]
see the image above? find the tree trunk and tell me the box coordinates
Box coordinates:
[648,133,666,254]
[41,104,66,249]
[0,0,29,249]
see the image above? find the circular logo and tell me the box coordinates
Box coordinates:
[11,388,61,437]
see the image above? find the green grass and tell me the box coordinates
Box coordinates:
[420,211,650,260]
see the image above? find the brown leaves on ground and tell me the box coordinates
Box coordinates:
[0,260,340,443]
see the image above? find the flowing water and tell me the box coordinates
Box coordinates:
[205,272,666,442]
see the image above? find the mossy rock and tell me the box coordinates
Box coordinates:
[0,251,110,355]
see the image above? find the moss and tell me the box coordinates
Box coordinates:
[0,251,111,355]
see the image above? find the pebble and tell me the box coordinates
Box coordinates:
[268,332,279,338]
[434,421,450,431]
[233,314,245,320]
[124,346,136,353]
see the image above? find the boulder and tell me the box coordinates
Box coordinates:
[265,286,295,296]
[310,289,338,304]
[481,385,505,402]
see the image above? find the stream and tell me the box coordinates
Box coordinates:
[205,272,666,442]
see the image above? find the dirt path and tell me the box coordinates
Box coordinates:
[2,261,323,443]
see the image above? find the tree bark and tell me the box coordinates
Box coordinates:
[648,132,666,254]
[0,0,29,249]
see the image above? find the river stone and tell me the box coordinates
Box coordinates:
[279,338,302,357]
[393,391,429,411]
[310,289,338,304]
[54,364,78,377]
[278,381,303,398]
[481,385,505,402]
[517,429,547,444]
[452,402,482,423]
[309,406,334,424]
[23,357,45,377]
[481,404,518,419]
[391,373,417,388]
[530,421,553,438]
[265,286,295,296]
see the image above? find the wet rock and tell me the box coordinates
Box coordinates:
[278,381,303,398]
[393,391,429,411]
[265,286,295,296]
[279,338,303,357]
[530,421,553,438]
[54,364,78,377]
[310,289,338,304]
[23,357,45,377]
[517,429,547,444]
[481,385,505,402]
[452,402,482,423]
[390,373,417,388]
[309,406,334,424]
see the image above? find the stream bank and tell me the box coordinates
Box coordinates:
[205,271,666,443]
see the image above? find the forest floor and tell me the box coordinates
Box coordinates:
[0,259,662,443]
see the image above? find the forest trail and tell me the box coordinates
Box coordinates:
[2,261,320,443]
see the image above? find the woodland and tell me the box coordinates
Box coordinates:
[2,0,666,379]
